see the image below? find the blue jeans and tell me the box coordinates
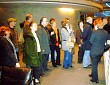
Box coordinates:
[83,50,90,67]
[63,50,73,68]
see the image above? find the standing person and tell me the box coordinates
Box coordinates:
[89,19,108,83]
[76,20,84,63]
[61,20,75,69]
[0,26,20,67]
[37,17,51,72]
[82,16,93,68]
[21,14,33,36]
[103,17,110,40]
[22,22,42,84]
[102,17,110,85]
[8,18,19,61]
[65,18,76,67]
[48,18,61,67]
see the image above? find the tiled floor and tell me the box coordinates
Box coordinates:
[19,45,105,85]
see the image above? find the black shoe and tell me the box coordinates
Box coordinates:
[88,64,92,67]
[90,79,99,83]
[53,65,57,67]
[89,74,92,77]
[40,73,45,77]
[70,65,73,67]
[78,60,82,63]
[47,68,52,72]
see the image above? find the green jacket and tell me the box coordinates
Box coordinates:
[37,25,51,54]
[23,32,42,67]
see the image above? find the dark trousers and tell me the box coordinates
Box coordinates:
[26,65,40,79]
[42,54,49,71]
[78,46,84,63]
[50,45,60,66]
[91,54,101,81]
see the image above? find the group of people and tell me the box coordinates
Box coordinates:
[76,16,110,83]
[0,14,75,84]
[0,13,110,84]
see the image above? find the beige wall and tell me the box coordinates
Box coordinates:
[0,6,80,34]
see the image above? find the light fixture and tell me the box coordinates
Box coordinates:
[59,8,74,12]
[106,3,110,7]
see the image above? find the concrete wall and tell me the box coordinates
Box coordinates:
[0,6,80,35]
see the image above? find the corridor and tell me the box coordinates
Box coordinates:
[19,45,105,85]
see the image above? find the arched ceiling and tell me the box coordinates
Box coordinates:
[0,0,103,12]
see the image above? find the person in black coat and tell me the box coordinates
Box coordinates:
[0,26,20,67]
[82,16,93,68]
[47,18,61,67]
[89,19,108,83]
[103,17,110,40]
[76,20,84,63]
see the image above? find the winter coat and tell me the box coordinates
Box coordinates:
[23,32,43,67]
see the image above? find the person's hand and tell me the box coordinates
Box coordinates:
[51,32,54,35]
[16,63,20,67]
[78,44,81,47]
[59,44,61,48]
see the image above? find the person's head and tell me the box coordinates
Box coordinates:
[95,18,103,29]
[8,18,17,28]
[78,20,84,28]
[40,17,48,27]
[0,26,11,38]
[64,18,70,26]
[65,18,69,23]
[25,14,33,22]
[30,22,38,32]
[50,18,56,27]
[102,17,108,26]
[86,16,93,24]
[61,20,67,28]
[47,24,52,30]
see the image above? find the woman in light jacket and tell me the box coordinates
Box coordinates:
[61,20,75,69]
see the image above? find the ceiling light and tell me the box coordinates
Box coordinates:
[59,8,74,12]
[106,3,110,7]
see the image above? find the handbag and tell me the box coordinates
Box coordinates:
[66,36,74,48]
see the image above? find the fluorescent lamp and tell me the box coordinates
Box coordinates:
[59,8,74,12]
[106,3,110,7]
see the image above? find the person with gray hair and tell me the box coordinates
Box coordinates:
[82,16,93,68]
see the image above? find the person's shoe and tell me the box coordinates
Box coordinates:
[83,66,88,68]
[35,79,40,84]
[70,65,73,67]
[88,64,92,68]
[83,65,91,69]
[90,79,99,83]
[63,66,68,69]
[53,65,57,67]
[89,74,92,77]
[47,68,52,72]
[40,73,45,77]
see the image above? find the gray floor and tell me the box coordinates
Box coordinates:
[19,45,105,85]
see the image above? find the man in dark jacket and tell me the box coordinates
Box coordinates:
[89,19,108,83]
[82,16,93,68]
[37,17,51,72]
